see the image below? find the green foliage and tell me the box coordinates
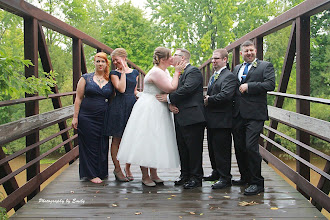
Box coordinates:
[146,0,237,65]
[310,10,330,96]
[61,0,112,71]
[0,9,24,57]
[0,49,57,99]
[263,25,296,110]
[62,0,110,41]
[233,0,277,39]
[0,207,8,220]
[101,2,163,71]
[2,147,8,154]
[40,158,58,164]
[1,0,328,158]
[0,191,8,219]
[46,43,73,90]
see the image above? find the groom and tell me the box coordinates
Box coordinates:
[156,48,205,189]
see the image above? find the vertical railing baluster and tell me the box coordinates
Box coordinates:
[296,15,311,199]
[255,37,263,60]
[24,17,40,201]
[72,38,82,148]
[233,47,240,68]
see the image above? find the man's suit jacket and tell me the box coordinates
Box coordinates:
[169,64,206,126]
[233,59,275,121]
[205,68,237,129]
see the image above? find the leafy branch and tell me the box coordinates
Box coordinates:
[0,49,57,100]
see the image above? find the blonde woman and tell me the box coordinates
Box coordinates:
[103,48,139,182]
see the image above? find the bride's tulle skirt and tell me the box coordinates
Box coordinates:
[117,92,180,169]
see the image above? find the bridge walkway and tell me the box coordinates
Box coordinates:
[10,140,326,219]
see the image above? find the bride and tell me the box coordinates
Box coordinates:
[117,47,183,187]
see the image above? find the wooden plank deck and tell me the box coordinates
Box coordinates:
[10,138,326,219]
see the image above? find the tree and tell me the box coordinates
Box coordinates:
[61,0,110,41]
[0,9,24,58]
[233,0,277,39]
[101,2,163,71]
[0,49,57,99]
[0,8,58,100]
[146,0,237,65]
[310,10,330,97]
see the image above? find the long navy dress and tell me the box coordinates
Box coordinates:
[78,72,113,180]
[104,69,139,137]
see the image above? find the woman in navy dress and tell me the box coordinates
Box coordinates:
[72,52,113,184]
[104,48,139,182]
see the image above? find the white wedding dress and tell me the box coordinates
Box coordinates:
[117,67,180,168]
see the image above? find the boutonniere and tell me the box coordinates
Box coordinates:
[252,60,258,68]
[214,73,220,81]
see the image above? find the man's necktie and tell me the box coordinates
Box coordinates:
[208,72,218,87]
[241,63,250,82]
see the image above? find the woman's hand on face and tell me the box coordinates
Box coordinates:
[120,59,129,73]
[175,60,185,74]
[72,118,78,129]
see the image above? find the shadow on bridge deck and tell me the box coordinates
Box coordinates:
[10,143,325,219]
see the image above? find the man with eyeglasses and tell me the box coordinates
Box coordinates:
[231,40,275,195]
[156,48,205,189]
[203,49,237,189]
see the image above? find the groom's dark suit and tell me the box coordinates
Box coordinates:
[169,64,205,185]
[205,67,237,183]
[232,59,275,187]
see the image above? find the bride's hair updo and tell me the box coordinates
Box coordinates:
[153,47,171,65]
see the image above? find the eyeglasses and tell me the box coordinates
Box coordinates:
[212,57,222,60]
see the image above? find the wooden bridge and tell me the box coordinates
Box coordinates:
[8,144,327,219]
[0,0,330,219]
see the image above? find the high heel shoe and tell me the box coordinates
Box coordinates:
[124,168,134,181]
[113,170,129,182]
[142,179,156,187]
[152,178,164,185]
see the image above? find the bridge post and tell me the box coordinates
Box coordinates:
[206,63,211,83]
[81,45,88,74]
[73,38,82,148]
[255,37,263,60]
[24,17,40,201]
[296,15,311,199]
[255,37,265,148]
[232,46,240,70]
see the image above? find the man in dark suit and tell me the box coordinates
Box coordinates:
[203,49,237,189]
[156,48,205,189]
[231,40,275,195]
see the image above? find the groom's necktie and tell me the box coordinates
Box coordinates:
[241,63,250,83]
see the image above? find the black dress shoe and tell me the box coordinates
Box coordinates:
[244,184,264,196]
[212,180,232,189]
[174,176,189,186]
[183,178,202,189]
[203,172,219,181]
[232,178,248,186]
